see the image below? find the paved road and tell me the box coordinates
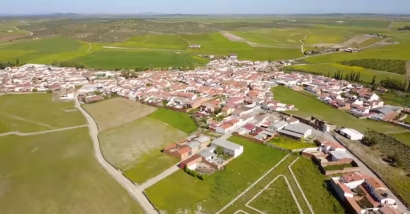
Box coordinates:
[140,165,180,190]
[319,132,408,212]
[0,125,87,137]
[74,95,158,214]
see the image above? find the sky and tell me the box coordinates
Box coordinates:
[1,0,409,15]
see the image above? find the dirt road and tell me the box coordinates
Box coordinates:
[102,46,183,52]
[74,95,158,214]
[139,165,180,190]
[0,125,87,137]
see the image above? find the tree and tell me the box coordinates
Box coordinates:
[215,146,224,155]
[31,88,38,92]
[15,58,20,66]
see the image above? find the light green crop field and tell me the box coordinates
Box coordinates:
[286,63,403,83]
[390,21,410,30]
[252,28,308,44]
[304,27,354,45]
[389,132,410,146]
[74,49,207,69]
[271,86,405,133]
[0,128,144,214]
[0,94,86,133]
[114,35,188,50]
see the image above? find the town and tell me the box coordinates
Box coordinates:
[0,58,409,214]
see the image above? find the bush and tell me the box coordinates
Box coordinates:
[184,166,207,180]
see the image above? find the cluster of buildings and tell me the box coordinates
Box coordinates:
[302,139,402,214]
[163,134,243,174]
[273,72,404,123]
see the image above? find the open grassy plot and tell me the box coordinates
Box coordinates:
[271,86,405,133]
[145,136,287,213]
[389,132,410,146]
[286,63,403,83]
[99,117,186,170]
[304,27,354,45]
[252,28,308,44]
[74,49,206,69]
[0,94,85,133]
[114,35,188,50]
[83,98,157,131]
[291,158,346,214]
[148,108,197,134]
[379,93,410,107]
[269,137,316,150]
[247,176,300,214]
[220,151,344,214]
[0,128,144,214]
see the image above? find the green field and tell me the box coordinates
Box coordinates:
[0,128,144,214]
[271,86,405,133]
[114,35,188,50]
[0,94,86,133]
[148,108,197,134]
[74,49,206,69]
[379,93,410,107]
[389,132,410,146]
[286,63,403,83]
[145,136,287,213]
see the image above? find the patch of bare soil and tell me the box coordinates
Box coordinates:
[340,35,372,47]
[220,31,247,42]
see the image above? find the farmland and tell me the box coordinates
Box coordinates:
[0,93,143,214]
[148,108,197,134]
[0,128,144,214]
[0,94,86,133]
[285,63,404,83]
[271,86,405,133]
[83,98,157,131]
[99,116,186,175]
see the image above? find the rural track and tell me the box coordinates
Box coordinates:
[0,125,88,137]
[139,165,180,190]
[299,31,311,54]
[102,46,184,52]
[1,113,55,129]
[74,94,159,214]
[13,26,33,36]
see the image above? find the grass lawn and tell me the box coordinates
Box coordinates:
[0,94,86,133]
[0,128,144,214]
[389,132,410,146]
[270,137,316,150]
[74,49,206,70]
[271,86,405,133]
[148,108,197,134]
[145,136,287,213]
[286,63,403,83]
[83,98,157,131]
[99,117,186,170]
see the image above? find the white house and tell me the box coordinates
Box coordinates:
[211,139,244,158]
[339,128,364,140]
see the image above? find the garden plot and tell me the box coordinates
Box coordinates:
[83,98,157,131]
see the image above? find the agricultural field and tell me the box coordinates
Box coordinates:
[148,108,197,134]
[285,63,403,83]
[271,86,405,133]
[0,128,144,214]
[145,136,287,213]
[0,94,86,133]
[74,49,207,70]
[83,98,157,131]
[379,92,410,107]
[99,116,186,178]
[114,35,188,50]
[269,137,316,150]
[0,37,90,64]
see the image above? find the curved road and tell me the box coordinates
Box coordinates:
[74,95,158,214]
